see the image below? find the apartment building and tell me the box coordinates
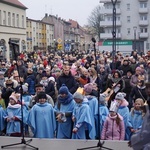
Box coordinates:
[0,0,27,60]
[26,18,54,52]
[99,0,150,55]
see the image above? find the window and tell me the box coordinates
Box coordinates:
[108,16,112,21]
[0,10,1,25]
[127,16,130,23]
[12,13,15,26]
[26,21,28,27]
[3,11,6,25]
[140,2,147,8]
[140,14,147,20]
[22,15,24,28]
[117,28,121,33]
[127,4,130,10]
[127,28,130,34]
[140,28,147,33]
[16,14,19,27]
[116,16,120,21]
[116,3,120,9]
[27,32,29,37]
[8,12,11,26]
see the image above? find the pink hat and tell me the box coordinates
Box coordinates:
[84,83,93,94]
[9,93,18,102]
[136,67,142,71]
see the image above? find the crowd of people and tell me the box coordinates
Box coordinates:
[0,49,150,148]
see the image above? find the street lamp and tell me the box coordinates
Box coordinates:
[133,26,137,51]
[111,0,117,70]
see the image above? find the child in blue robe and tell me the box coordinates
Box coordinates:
[4,93,22,136]
[27,92,56,138]
[72,92,95,139]
[128,98,145,139]
[115,92,130,140]
[83,83,98,139]
[54,84,76,139]
[0,105,6,135]
[22,83,31,108]
[98,94,109,138]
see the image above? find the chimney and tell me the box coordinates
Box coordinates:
[45,13,48,17]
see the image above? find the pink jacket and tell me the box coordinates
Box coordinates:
[101,113,125,140]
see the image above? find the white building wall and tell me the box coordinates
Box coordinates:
[100,0,150,54]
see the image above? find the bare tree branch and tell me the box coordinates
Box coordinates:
[88,5,104,41]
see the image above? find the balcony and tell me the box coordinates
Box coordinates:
[138,0,148,1]
[101,20,122,27]
[101,8,121,15]
[139,8,148,13]
[139,33,149,38]
[139,20,149,26]
[100,33,122,39]
[100,33,112,39]
[100,0,121,3]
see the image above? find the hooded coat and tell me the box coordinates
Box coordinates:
[101,113,125,140]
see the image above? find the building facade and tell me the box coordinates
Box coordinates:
[0,0,27,60]
[26,18,54,53]
[99,0,150,55]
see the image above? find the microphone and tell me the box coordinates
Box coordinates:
[91,37,96,43]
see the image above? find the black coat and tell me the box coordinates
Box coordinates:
[56,72,78,94]
[130,86,147,102]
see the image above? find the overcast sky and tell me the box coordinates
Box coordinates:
[19,0,99,26]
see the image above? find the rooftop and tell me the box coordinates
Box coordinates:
[1,0,27,9]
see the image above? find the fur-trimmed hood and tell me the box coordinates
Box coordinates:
[4,77,18,88]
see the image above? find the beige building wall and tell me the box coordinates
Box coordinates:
[0,2,26,60]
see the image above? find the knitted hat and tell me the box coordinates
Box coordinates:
[9,93,18,102]
[37,92,47,99]
[115,92,126,100]
[109,101,118,113]
[84,83,93,94]
[49,77,55,82]
[59,84,69,95]
[136,67,142,71]
[22,83,28,93]
[73,92,84,100]
[99,93,106,104]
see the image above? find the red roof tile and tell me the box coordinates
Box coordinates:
[69,19,79,28]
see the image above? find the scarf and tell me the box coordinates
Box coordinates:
[8,103,21,109]
[58,92,73,105]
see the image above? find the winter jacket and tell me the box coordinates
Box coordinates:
[101,113,125,140]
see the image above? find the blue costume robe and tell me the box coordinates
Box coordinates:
[54,100,76,139]
[0,106,5,131]
[72,103,95,139]
[86,96,98,139]
[98,104,109,137]
[4,104,22,135]
[128,110,143,139]
[118,105,130,140]
[22,94,32,108]
[28,102,56,138]
[131,105,150,150]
